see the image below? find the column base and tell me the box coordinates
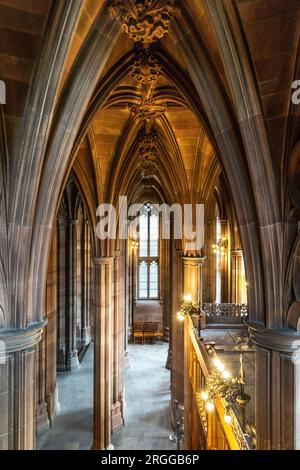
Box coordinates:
[81,327,91,347]
[124,351,130,369]
[164,327,170,342]
[111,401,124,434]
[47,385,60,424]
[166,349,172,370]
[36,402,50,432]
[66,351,79,371]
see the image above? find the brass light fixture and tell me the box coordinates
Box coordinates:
[212,238,228,255]
[201,352,250,432]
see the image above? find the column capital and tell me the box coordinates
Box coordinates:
[182,256,205,266]
[231,249,243,256]
[0,319,47,353]
[248,321,300,353]
[93,256,115,266]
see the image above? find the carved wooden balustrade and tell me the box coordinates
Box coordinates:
[183,315,251,450]
[203,303,248,325]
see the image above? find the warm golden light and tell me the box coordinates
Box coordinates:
[201,391,208,401]
[222,370,231,380]
[184,294,192,303]
[224,413,232,424]
[177,311,185,322]
[206,401,215,412]
[213,358,225,372]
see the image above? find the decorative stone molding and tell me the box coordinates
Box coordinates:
[93,256,115,266]
[110,0,177,46]
[248,321,300,353]
[0,320,46,354]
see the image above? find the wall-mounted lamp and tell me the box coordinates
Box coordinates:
[177,311,185,322]
[183,294,193,303]
[212,238,228,255]
[131,237,139,249]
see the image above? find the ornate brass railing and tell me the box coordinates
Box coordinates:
[183,315,250,450]
[203,303,248,323]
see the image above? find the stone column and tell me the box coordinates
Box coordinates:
[81,220,91,347]
[0,322,45,449]
[220,220,230,302]
[170,250,183,425]
[124,240,130,368]
[182,256,204,450]
[166,234,174,369]
[93,257,114,450]
[248,322,300,450]
[231,249,247,304]
[111,251,124,434]
[37,231,59,432]
[65,219,79,370]
[182,256,204,306]
[203,218,216,303]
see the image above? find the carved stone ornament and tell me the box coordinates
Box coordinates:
[131,97,166,121]
[110,0,177,46]
[131,45,162,85]
[137,125,159,177]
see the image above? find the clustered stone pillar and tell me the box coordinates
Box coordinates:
[65,219,79,371]
[81,220,91,347]
[111,251,125,434]
[249,323,300,450]
[36,232,59,432]
[182,256,204,450]
[231,249,247,304]
[93,257,114,450]
[0,323,45,449]
[170,250,183,426]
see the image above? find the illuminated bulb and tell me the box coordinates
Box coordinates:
[212,245,216,249]
[224,413,232,424]
[213,358,225,372]
[177,312,185,322]
[184,294,192,303]
[206,401,215,412]
[201,391,208,401]
[222,370,231,380]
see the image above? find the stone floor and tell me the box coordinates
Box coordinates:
[37,342,175,451]
[37,345,94,450]
[112,343,176,450]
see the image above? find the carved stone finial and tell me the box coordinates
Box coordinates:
[110,0,177,46]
